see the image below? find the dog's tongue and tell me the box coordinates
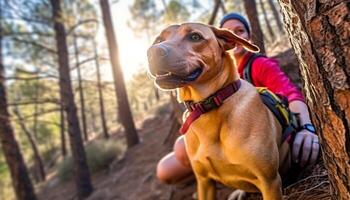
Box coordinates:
[185,68,202,81]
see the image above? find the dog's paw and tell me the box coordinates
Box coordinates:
[227,189,246,200]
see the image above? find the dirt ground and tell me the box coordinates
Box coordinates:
[37,102,331,200]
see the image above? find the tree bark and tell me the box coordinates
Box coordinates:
[0,17,37,200]
[277,1,350,199]
[220,0,227,14]
[243,0,266,54]
[259,0,275,41]
[267,0,284,33]
[50,0,93,198]
[60,105,67,157]
[93,39,109,139]
[208,0,221,25]
[73,33,88,141]
[99,0,139,147]
[13,106,46,182]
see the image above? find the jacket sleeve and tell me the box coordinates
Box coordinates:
[252,57,305,103]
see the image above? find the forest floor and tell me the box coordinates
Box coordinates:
[37,101,331,200]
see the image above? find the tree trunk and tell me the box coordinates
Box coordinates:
[13,106,46,182]
[32,79,40,181]
[73,33,88,142]
[99,0,139,147]
[0,21,37,200]
[259,0,275,41]
[93,39,109,139]
[50,0,93,198]
[277,1,350,199]
[88,103,98,134]
[60,105,67,157]
[243,0,266,54]
[33,75,39,141]
[208,0,221,25]
[268,0,284,33]
[220,0,227,14]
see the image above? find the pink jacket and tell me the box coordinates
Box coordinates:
[237,52,305,103]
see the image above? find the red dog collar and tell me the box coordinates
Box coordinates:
[180,80,241,134]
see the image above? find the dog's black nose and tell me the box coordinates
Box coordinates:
[147,44,170,75]
[147,44,169,61]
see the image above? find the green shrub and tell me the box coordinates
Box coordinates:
[57,155,73,182]
[58,140,125,182]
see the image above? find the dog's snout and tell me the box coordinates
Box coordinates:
[148,45,169,60]
[147,44,171,75]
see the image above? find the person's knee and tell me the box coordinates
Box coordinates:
[157,152,176,184]
[157,157,173,184]
[174,136,190,167]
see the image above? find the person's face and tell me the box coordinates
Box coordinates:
[221,19,250,56]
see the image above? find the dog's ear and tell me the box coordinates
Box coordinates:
[210,26,259,52]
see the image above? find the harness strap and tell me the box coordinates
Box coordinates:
[243,53,265,85]
[243,54,300,144]
[180,80,241,134]
[257,88,299,143]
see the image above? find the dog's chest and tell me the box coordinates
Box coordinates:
[188,141,254,188]
[186,136,258,190]
[186,140,226,177]
[185,114,233,174]
[184,109,258,188]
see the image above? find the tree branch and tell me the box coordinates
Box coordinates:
[220,0,227,14]
[11,38,56,54]
[6,99,60,107]
[5,75,58,81]
[3,31,54,37]
[66,19,99,36]
[14,68,58,80]
[70,56,97,71]
[15,108,61,120]
[79,57,97,66]
[208,0,221,25]
[37,120,61,127]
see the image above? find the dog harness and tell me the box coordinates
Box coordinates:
[243,53,265,85]
[257,88,300,143]
[238,52,305,103]
[180,80,241,134]
[241,54,301,143]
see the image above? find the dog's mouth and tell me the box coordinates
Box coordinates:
[154,67,203,89]
[184,67,203,81]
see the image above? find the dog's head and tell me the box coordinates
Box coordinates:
[147,23,259,90]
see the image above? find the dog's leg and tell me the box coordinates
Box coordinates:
[259,174,283,200]
[197,176,216,200]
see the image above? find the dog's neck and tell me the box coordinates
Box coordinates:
[178,52,239,102]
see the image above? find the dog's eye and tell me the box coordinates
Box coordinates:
[154,37,164,44]
[188,32,203,42]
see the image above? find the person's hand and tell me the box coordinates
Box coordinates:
[292,129,320,167]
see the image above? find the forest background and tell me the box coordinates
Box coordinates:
[1,0,348,199]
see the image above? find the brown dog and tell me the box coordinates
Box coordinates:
[147,23,291,200]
